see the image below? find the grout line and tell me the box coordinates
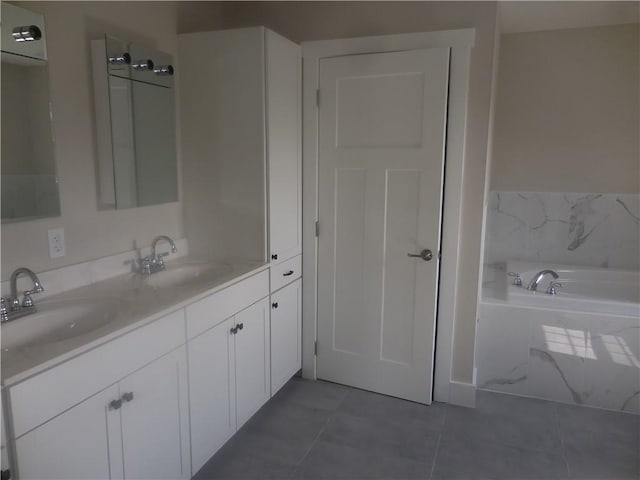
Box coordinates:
[428,432,443,480]
[553,401,571,478]
[428,404,448,480]
[289,385,351,478]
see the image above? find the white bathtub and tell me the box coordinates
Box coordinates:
[477,261,640,414]
[504,260,640,317]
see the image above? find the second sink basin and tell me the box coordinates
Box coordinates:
[142,261,232,289]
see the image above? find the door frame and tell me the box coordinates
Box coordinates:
[301,28,475,405]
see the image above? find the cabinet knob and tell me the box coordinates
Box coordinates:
[272,302,278,309]
[122,392,134,403]
[283,270,294,277]
[271,254,278,260]
[109,399,122,410]
[237,322,244,331]
[230,326,238,335]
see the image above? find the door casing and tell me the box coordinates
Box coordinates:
[301,28,476,405]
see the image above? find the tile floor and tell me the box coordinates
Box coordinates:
[193,377,640,480]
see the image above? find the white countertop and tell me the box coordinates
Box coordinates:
[1,257,267,386]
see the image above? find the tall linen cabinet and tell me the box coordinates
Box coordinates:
[178,27,302,475]
[179,27,301,264]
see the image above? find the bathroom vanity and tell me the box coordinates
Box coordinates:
[1,24,302,480]
[2,255,302,479]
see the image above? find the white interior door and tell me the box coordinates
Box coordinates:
[316,48,450,404]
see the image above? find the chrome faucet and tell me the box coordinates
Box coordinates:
[527,269,559,292]
[1,267,45,322]
[139,236,177,276]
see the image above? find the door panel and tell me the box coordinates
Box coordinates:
[234,298,270,428]
[317,48,450,404]
[270,279,302,394]
[15,386,119,480]
[188,317,236,475]
[119,348,189,480]
[267,30,302,262]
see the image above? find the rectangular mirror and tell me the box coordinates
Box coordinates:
[91,35,178,209]
[1,3,61,223]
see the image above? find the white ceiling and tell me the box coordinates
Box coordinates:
[499,1,640,34]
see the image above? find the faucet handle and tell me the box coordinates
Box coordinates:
[508,272,523,287]
[546,282,563,295]
[0,298,9,323]
[22,292,35,308]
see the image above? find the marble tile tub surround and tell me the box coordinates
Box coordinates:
[0,237,189,300]
[476,301,640,415]
[484,191,640,270]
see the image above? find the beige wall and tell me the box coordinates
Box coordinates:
[214,1,499,384]
[491,23,640,193]
[1,1,190,280]
[1,1,497,385]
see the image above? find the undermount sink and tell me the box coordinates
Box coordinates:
[1,297,121,351]
[142,262,232,289]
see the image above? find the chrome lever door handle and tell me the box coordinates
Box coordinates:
[407,249,433,261]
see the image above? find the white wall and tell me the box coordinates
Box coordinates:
[1,2,186,281]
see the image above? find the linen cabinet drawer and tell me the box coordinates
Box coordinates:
[270,254,301,292]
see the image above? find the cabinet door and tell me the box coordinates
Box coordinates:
[15,385,121,480]
[270,279,302,395]
[266,30,302,263]
[119,347,190,480]
[187,316,236,475]
[234,298,271,428]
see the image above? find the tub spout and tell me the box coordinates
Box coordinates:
[527,269,559,292]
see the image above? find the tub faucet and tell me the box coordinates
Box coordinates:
[527,269,559,292]
[1,267,45,322]
[139,235,178,276]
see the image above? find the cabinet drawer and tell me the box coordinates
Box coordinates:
[186,270,269,340]
[9,309,185,438]
[270,255,301,292]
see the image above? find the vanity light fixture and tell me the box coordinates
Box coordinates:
[12,25,42,42]
[108,52,131,65]
[132,59,154,71]
[154,64,174,76]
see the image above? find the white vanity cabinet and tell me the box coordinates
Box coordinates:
[7,310,190,480]
[14,385,118,480]
[179,27,301,265]
[270,278,302,395]
[186,271,270,475]
[265,29,302,264]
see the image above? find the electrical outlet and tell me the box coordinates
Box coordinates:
[48,228,66,258]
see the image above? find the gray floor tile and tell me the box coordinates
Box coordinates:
[292,439,431,479]
[432,431,568,480]
[338,387,446,429]
[193,430,299,479]
[243,398,331,451]
[276,377,350,411]
[564,430,640,480]
[557,403,640,443]
[319,411,440,463]
[444,402,562,453]
[475,390,558,421]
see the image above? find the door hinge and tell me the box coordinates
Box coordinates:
[314,340,318,355]
[316,89,320,107]
[315,221,319,237]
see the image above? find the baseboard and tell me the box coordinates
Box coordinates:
[448,380,476,408]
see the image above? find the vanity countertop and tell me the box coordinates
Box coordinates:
[1,257,268,386]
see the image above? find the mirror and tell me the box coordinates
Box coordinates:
[92,35,178,209]
[1,3,61,223]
